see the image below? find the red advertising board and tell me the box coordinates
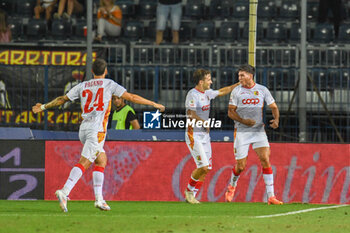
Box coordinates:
[45,141,350,204]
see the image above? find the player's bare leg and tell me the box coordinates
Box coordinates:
[93,152,111,211]
[56,157,91,212]
[225,158,247,202]
[255,147,283,205]
[185,166,209,204]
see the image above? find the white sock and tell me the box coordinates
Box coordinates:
[93,171,104,201]
[230,167,240,187]
[263,173,274,198]
[62,166,84,196]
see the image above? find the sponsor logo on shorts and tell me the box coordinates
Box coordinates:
[242,98,260,105]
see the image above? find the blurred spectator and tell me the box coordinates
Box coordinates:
[0,9,11,43]
[156,0,182,45]
[0,80,11,109]
[53,0,84,20]
[318,0,345,38]
[95,0,122,42]
[34,0,57,21]
[110,96,140,130]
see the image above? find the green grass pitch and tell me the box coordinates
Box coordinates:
[0,201,349,233]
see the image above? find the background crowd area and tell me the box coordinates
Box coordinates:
[0,0,349,143]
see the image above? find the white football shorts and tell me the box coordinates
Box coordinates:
[233,130,270,160]
[79,129,106,163]
[185,132,212,169]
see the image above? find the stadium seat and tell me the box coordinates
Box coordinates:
[326,50,341,66]
[123,21,143,41]
[279,1,299,20]
[137,0,157,19]
[51,19,72,40]
[26,18,47,40]
[258,0,276,19]
[0,0,15,14]
[307,1,318,21]
[117,0,136,19]
[195,21,215,41]
[267,69,282,89]
[289,23,300,42]
[179,21,194,42]
[218,22,239,42]
[221,0,233,18]
[266,23,287,42]
[340,69,350,88]
[338,24,350,43]
[312,23,334,43]
[307,49,319,66]
[233,0,249,19]
[184,0,204,19]
[327,70,341,88]
[7,17,22,40]
[73,19,86,39]
[208,0,221,18]
[16,0,35,17]
[241,22,263,42]
[256,49,268,66]
[220,69,235,86]
[308,69,327,90]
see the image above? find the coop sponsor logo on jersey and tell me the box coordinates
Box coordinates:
[201,104,210,111]
[242,98,260,105]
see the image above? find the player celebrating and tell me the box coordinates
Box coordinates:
[184,69,239,204]
[32,58,165,212]
[224,64,282,205]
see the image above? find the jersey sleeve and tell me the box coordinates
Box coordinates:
[66,83,81,101]
[111,82,126,97]
[263,87,275,105]
[206,89,219,100]
[229,88,238,106]
[185,91,197,111]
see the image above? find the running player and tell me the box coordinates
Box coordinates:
[184,69,240,204]
[32,58,165,212]
[224,64,282,205]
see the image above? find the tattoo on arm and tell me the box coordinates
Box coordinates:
[45,96,68,109]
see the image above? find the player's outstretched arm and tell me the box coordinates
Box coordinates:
[218,82,240,97]
[228,104,255,127]
[268,102,279,129]
[121,92,165,112]
[32,95,70,113]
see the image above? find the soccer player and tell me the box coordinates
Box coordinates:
[32,58,165,212]
[184,69,240,204]
[224,64,282,205]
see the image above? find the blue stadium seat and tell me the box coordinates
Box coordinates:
[279,1,299,20]
[307,49,319,66]
[220,69,235,86]
[258,0,276,19]
[26,18,47,40]
[123,21,143,41]
[218,22,239,42]
[307,1,318,21]
[326,50,341,66]
[340,69,350,88]
[256,49,268,66]
[267,69,282,89]
[221,0,233,18]
[289,23,300,42]
[208,0,221,18]
[338,24,350,43]
[117,0,136,19]
[179,21,194,42]
[184,0,204,19]
[195,21,215,41]
[312,23,334,43]
[51,19,72,40]
[16,0,35,17]
[266,23,287,42]
[137,0,157,19]
[8,17,22,40]
[233,0,249,19]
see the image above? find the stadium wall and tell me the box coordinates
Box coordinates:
[1,140,349,204]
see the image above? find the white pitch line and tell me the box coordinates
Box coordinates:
[252,204,349,219]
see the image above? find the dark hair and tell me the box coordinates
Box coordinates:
[193,69,210,85]
[237,64,255,76]
[92,58,107,76]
